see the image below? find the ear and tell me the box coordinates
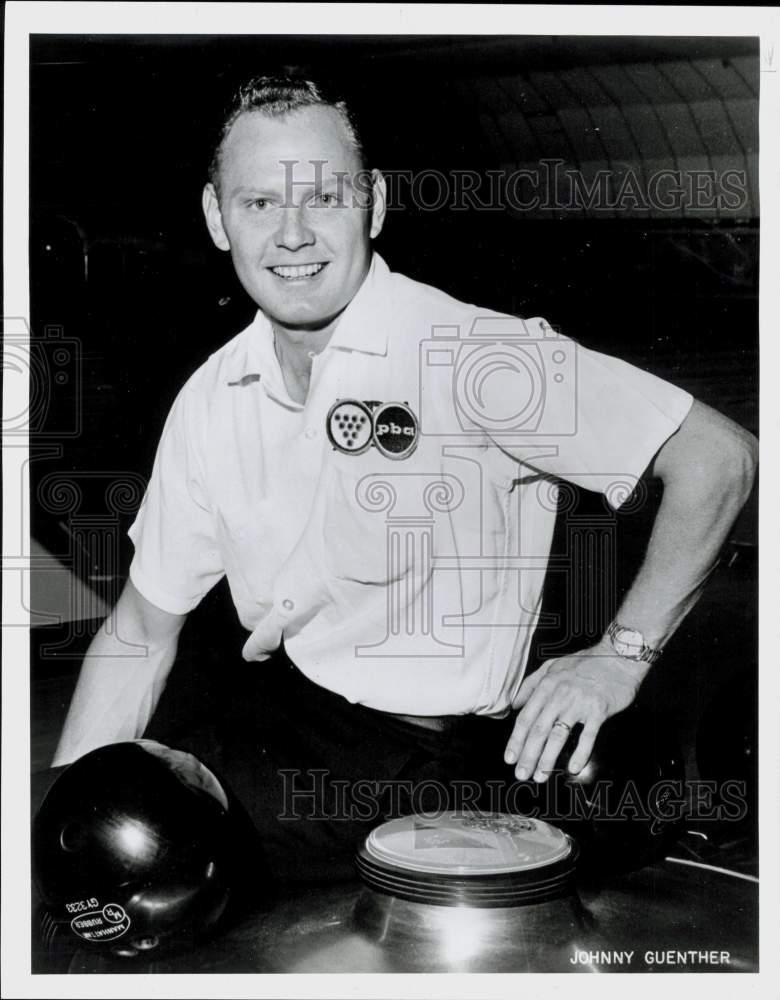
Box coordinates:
[202,183,231,252]
[369,169,387,240]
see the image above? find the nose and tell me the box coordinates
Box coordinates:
[275,205,315,251]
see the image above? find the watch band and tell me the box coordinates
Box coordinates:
[606,620,663,664]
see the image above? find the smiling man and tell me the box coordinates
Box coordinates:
[52,75,758,882]
[202,98,385,405]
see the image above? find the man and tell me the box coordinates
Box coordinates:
[52,76,757,880]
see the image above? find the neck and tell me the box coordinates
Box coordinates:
[272,322,335,406]
[272,319,337,360]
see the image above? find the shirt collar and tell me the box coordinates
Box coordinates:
[228,251,392,386]
[326,252,391,357]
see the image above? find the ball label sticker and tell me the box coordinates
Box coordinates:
[326,399,373,454]
[70,902,131,943]
[373,402,418,459]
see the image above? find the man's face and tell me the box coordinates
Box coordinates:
[203,106,385,330]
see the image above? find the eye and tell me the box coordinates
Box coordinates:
[311,191,340,208]
[248,198,271,210]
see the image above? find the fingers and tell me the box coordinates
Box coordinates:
[567,716,601,774]
[534,717,579,782]
[503,670,605,782]
[503,653,629,782]
[504,673,565,778]
[508,699,575,782]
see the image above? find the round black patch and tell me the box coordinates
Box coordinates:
[372,402,418,459]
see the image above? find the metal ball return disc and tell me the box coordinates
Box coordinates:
[355,811,579,908]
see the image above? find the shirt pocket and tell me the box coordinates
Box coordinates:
[319,444,457,586]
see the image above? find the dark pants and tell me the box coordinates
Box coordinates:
[144,648,515,884]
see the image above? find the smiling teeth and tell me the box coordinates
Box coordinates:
[270,263,325,279]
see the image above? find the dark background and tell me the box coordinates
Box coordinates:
[29,35,758,788]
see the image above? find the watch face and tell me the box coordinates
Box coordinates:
[613,627,645,656]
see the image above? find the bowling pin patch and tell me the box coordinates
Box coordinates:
[327,400,418,459]
[326,400,374,455]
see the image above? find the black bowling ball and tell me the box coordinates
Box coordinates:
[547,706,686,874]
[33,740,234,958]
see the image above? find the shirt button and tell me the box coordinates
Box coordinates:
[281,598,295,611]
[304,427,317,439]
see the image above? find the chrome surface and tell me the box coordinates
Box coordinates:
[63,854,758,974]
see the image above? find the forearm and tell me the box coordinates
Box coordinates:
[506,402,757,779]
[52,607,180,767]
[609,431,757,655]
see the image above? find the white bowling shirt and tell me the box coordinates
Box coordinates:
[128,253,693,717]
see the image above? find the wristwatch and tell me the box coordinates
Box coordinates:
[606,621,663,664]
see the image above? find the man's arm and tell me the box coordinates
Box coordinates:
[504,399,758,781]
[51,579,187,767]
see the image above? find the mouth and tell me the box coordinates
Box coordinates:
[267,262,328,281]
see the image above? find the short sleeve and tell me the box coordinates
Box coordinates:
[497,328,694,509]
[128,378,225,614]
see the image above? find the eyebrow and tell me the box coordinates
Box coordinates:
[231,188,280,198]
[231,177,356,196]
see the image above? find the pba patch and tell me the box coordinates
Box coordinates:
[372,401,418,459]
[326,399,373,454]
